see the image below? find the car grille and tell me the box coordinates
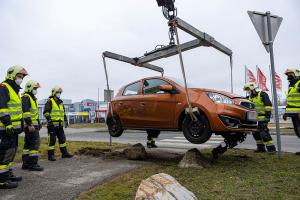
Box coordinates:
[240,101,255,110]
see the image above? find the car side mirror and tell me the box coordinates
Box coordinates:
[159,84,177,94]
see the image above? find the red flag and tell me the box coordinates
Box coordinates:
[275,72,282,91]
[246,67,256,82]
[257,67,269,91]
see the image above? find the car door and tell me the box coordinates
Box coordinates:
[116,81,142,128]
[138,78,177,128]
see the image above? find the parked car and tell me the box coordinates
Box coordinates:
[106,76,257,144]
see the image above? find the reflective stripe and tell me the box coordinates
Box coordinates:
[59,143,67,148]
[0,112,9,117]
[0,165,9,173]
[255,140,264,145]
[264,140,274,145]
[29,150,39,155]
[23,149,29,154]
[48,146,55,150]
[7,104,22,107]
[49,98,65,121]
[0,124,22,131]
[7,162,13,168]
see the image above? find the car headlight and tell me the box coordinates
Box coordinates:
[207,92,233,105]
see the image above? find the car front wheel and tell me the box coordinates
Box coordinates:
[182,113,212,144]
[107,115,124,137]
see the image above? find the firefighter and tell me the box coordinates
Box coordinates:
[0,65,28,189]
[146,130,160,148]
[21,80,44,171]
[244,82,276,153]
[283,68,300,155]
[43,86,73,161]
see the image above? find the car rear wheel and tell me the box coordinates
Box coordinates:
[182,113,212,144]
[107,115,124,137]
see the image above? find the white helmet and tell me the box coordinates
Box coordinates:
[243,82,258,91]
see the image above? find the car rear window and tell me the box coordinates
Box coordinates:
[123,82,139,96]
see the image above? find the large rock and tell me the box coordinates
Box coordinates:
[178,148,211,169]
[135,173,198,200]
[123,143,147,160]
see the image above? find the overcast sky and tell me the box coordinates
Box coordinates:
[0,0,299,102]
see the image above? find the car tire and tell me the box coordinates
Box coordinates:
[182,113,212,144]
[107,115,124,137]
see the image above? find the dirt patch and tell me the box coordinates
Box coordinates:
[76,147,124,159]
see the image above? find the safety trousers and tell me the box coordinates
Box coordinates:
[252,122,275,151]
[291,116,300,139]
[47,127,67,155]
[0,131,18,183]
[22,127,40,167]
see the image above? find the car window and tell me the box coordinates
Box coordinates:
[123,82,139,96]
[142,79,170,95]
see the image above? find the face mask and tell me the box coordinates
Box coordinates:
[56,93,61,98]
[15,78,23,86]
[32,89,37,95]
[287,75,295,81]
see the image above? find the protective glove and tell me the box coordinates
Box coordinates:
[47,120,55,130]
[27,125,36,133]
[5,125,14,135]
[64,121,69,128]
[283,113,287,121]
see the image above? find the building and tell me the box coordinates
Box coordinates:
[38,98,108,124]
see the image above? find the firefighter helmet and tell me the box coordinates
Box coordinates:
[6,65,29,80]
[243,82,258,91]
[24,80,41,93]
[284,68,300,77]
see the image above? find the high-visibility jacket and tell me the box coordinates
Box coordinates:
[22,93,39,126]
[48,98,65,126]
[286,80,300,113]
[248,91,272,121]
[0,82,22,131]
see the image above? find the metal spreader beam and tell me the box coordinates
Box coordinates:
[102,51,164,74]
[137,17,232,65]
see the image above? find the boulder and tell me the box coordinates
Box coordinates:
[135,173,198,200]
[123,143,147,160]
[178,148,211,169]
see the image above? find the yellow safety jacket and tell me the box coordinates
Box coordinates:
[248,91,272,121]
[49,98,65,126]
[0,82,23,130]
[22,93,39,126]
[286,80,300,113]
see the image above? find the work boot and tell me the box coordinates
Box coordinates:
[28,164,44,171]
[212,144,228,159]
[254,144,266,153]
[8,170,22,182]
[21,154,29,170]
[0,181,18,189]
[147,140,158,148]
[48,150,56,161]
[60,147,73,158]
[266,145,276,154]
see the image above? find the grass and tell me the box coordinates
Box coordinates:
[68,123,107,129]
[78,149,300,200]
[16,136,126,162]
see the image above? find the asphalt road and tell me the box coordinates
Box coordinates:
[39,128,300,153]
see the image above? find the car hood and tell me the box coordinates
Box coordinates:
[190,88,245,99]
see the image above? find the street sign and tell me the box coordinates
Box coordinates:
[247,11,283,53]
[104,89,114,102]
[248,11,283,158]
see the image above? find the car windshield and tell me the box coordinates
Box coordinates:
[166,76,197,88]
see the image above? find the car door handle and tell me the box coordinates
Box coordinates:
[119,102,123,105]
[140,102,145,106]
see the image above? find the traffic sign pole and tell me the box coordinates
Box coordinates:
[266,11,281,158]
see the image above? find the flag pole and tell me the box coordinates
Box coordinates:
[256,65,259,88]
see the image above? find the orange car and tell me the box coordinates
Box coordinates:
[106,76,257,144]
